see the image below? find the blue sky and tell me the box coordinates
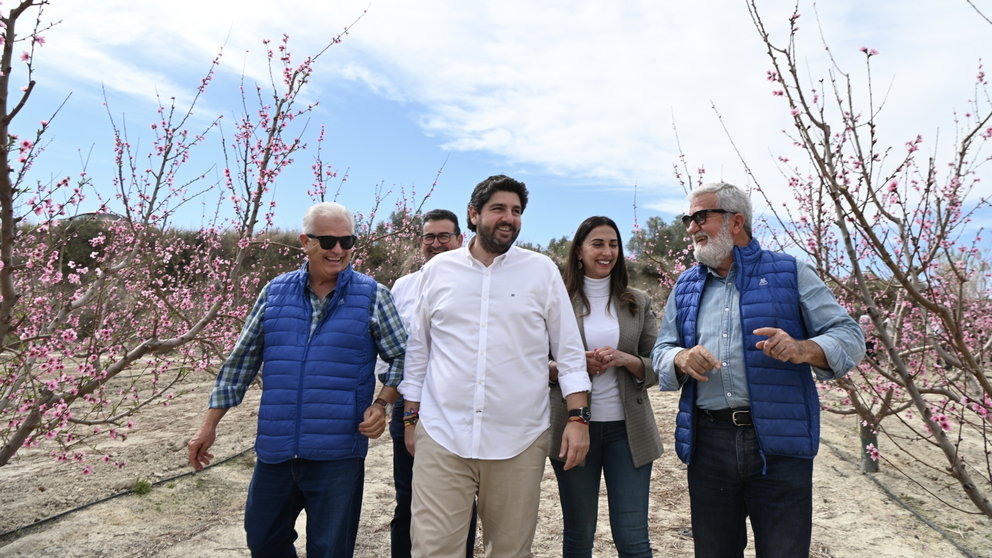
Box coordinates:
[15,0,992,247]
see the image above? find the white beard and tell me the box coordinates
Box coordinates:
[694,218,734,269]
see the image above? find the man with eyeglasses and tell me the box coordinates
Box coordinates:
[652,182,864,558]
[374,208,479,558]
[187,202,407,558]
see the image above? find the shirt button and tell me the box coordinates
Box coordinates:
[478,380,483,385]
[481,323,486,328]
[476,409,482,413]
[722,362,728,366]
[723,333,728,338]
[727,392,732,397]
[480,351,485,356]
[724,307,729,312]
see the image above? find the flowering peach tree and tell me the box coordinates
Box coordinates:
[746,1,992,516]
[0,0,371,471]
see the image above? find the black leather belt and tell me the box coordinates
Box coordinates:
[702,407,752,426]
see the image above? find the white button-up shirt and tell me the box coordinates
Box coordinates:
[399,242,590,460]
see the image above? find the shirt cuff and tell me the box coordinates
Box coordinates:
[208,386,244,409]
[558,369,592,397]
[657,347,687,390]
[809,335,855,381]
[398,380,422,403]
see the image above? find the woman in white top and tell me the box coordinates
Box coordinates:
[548,216,663,558]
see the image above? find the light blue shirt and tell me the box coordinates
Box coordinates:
[653,260,865,410]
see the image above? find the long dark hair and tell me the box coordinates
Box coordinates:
[564,216,637,316]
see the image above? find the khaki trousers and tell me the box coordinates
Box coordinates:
[410,424,549,558]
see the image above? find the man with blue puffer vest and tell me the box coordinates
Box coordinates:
[187,202,407,558]
[653,182,865,558]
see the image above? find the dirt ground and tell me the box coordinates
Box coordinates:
[1,375,989,558]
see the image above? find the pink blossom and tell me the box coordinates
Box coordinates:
[20,51,29,62]
[82,465,93,475]
[865,443,880,461]
[790,108,801,116]
[33,35,45,46]
[40,120,48,127]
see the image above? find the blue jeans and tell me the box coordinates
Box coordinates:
[244,457,364,558]
[551,420,653,558]
[687,414,813,558]
[390,402,477,558]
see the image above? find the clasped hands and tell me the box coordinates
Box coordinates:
[586,346,625,376]
[675,327,813,382]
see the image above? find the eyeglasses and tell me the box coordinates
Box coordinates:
[420,232,456,244]
[681,209,733,229]
[306,234,357,250]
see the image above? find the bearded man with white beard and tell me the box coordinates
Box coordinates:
[651,182,865,558]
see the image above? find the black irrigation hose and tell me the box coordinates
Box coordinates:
[822,441,979,558]
[0,446,255,542]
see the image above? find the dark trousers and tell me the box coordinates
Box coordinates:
[390,402,477,558]
[551,420,653,558]
[687,413,813,558]
[244,456,364,558]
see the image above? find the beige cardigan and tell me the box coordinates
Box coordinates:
[548,288,664,469]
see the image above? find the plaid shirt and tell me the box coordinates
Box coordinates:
[209,276,407,409]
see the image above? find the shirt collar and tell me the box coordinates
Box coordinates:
[465,236,514,268]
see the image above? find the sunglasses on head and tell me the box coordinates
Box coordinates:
[681,209,732,229]
[306,234,358,250]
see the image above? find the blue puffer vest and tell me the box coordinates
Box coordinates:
[673,239,819,465]
[255,263,378,463]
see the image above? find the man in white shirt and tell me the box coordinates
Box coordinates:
[378,209,478,558]
[399,175,592,558]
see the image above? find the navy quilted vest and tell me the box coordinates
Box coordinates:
[674,239,818,464]
[256,263,378,463]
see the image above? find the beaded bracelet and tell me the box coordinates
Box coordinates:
[403,408,420,427]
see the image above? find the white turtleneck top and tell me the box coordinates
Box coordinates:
[582,275,625,422]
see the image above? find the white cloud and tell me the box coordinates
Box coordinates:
[25,0,992,223]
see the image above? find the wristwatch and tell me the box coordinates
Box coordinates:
[567,406,591,425]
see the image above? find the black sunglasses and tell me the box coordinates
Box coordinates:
[420,232,456,244]
[306,234,358,250]
[681,209,732,229]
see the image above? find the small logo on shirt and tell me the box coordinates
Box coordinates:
[758,277,769,286]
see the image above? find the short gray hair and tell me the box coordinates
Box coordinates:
[302,202,355,235]
[688,182,752,239]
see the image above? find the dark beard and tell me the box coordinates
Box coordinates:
[476,222,519,255]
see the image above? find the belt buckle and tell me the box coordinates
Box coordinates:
[732,410,749,426]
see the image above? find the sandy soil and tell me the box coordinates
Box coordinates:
[1,375,989,558]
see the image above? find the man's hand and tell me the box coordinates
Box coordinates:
[188,408,227,471]
[403,400,420,456]
[674,346,721,382]
[188,425,216,471]
[559,421,590,470]
[359,404,388,439]
[754,328,828,368]
[404,424,416,457]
